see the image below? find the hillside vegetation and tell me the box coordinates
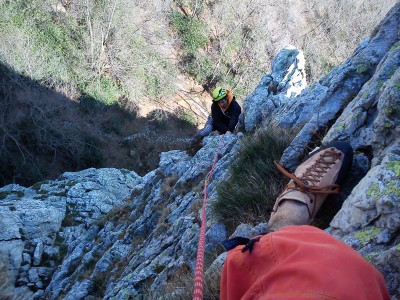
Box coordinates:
[0,0,395,187]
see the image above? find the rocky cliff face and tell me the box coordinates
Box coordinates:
[0,3,399,299]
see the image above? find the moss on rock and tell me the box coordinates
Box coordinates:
[354,227,382,243]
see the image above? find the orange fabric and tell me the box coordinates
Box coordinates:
[219,90,234,112]
[220,225,390,300]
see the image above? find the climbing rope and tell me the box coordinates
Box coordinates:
[193,135,225,300]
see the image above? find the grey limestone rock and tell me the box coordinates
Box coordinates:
[63,279,94,300]
[330,144,400,236]
[279,4,400,170]
[243,45,307,132]
[33,241,44,266]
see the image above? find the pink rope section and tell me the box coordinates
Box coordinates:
[193,135,225,300]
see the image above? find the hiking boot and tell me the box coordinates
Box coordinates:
[270,141,353,224]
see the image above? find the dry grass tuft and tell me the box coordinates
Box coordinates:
[160,174,179,199]
[143,260,221,300]
[213,125,297,232]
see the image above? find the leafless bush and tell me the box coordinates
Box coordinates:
[299,0,396,79]
[0,64,101,186]
[204,0,396,93]
[2,0,394,106]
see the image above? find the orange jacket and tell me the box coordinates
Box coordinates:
[220,225,390,300]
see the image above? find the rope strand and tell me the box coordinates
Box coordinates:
[193,135,225,300]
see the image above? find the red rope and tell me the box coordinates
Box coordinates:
[193,135,225,300]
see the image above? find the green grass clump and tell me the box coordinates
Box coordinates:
[213,126,295,231]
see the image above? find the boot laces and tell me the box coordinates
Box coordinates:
[274,149,342,195]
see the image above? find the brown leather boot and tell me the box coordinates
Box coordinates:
[269,141,353,228]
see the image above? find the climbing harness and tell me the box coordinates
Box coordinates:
[192,134,225,300]
[221,228,274,254]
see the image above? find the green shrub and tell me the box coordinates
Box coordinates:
[170,13,209,53]
[124,35,178,101]
[213,126,296,231]
[169,11,213,85]
[0,0,125,106]
[82,76,124,106]
[178,109,198,127]
[0,0,85,84]
[183,53,213,85]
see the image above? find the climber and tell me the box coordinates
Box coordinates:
[220,141,390,300]
[191,87,241,145]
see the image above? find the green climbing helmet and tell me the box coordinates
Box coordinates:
[212,86,227,102]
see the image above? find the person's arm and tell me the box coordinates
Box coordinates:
[228,101,241,132]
